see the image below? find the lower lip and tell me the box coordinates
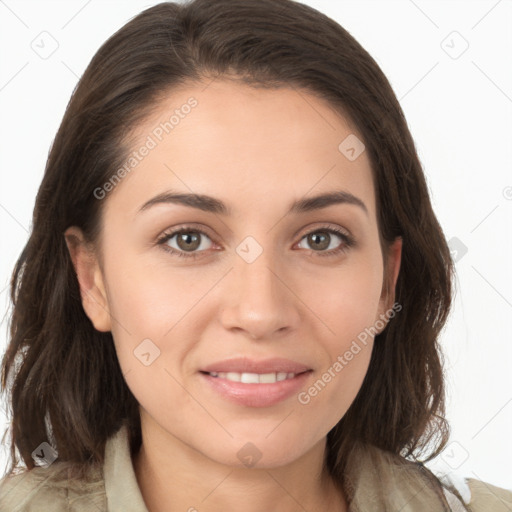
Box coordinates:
[200,371,313,408]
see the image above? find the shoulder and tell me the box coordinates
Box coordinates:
[0,466,68,512]
[466,477,512,511]
[0,462,106,512]
[439,472,512,512]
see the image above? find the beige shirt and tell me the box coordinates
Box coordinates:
[0,423,511,511]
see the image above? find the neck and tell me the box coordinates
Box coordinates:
[133,417,347,512]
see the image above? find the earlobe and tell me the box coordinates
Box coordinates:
[64,226,112,332]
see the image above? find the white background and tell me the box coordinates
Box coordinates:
[0,0,511,491]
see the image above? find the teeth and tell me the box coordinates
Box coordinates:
[209,371,297,383]
[240,372,259,383]
[259,373,278,383]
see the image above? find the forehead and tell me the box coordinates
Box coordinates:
[105,78,376,219]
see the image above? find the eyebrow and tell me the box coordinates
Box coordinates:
[137,189,368,217]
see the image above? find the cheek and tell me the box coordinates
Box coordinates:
[100,248,194,373]
[308,246,384,341]
[102,246,228,389]
[321,337,373,406]
[299,302,376,431]
[104,248,200,334]
[102,252,203,419]
[300,248,382,412]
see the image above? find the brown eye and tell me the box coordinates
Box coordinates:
[305,231,331,251]
[157,228,214,258]
[297,227,353,256]
[175,232,202,252]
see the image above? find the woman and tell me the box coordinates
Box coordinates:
[0,0,510,510]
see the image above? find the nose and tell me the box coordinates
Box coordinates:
[219,242,301,340]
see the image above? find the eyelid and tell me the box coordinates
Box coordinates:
[157,222,217,243]
[297,222,351,240]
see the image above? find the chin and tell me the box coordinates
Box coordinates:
[201,435,314,470]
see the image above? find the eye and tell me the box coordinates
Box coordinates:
[157,226,215,259]
[156,224,355,259]
[296,226,355,257]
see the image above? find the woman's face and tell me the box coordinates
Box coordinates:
[71,79,401,468]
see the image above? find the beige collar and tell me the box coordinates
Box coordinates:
[104,423,149,511]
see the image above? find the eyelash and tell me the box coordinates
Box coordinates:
[156,224,355,260]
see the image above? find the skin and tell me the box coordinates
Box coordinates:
[65,79,402,512]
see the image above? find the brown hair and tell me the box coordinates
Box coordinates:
[1,0,454,491]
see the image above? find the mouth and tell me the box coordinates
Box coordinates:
[199,368,314,408]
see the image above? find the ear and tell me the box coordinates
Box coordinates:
[375,236,402,332]
[64,226,112,332]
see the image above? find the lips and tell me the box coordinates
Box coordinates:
[198,357,314,407]
[200,369,313,407]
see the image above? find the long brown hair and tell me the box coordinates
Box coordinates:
[1,0,453,488]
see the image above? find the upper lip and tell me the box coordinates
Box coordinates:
[200,357,312,374]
